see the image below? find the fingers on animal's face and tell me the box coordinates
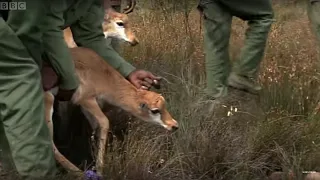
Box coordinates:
[153,81,161,89]
[141,86,149,90]
[141,80,152,88]
[144,78,153,84]
[131,79,142,89]
[153,79,159,84]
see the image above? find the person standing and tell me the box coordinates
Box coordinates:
[307,0,320,112]
[0,1,57,179]
[307,0,320,69]
[197,0,274,102]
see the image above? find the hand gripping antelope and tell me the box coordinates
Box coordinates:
[41,6,178,178]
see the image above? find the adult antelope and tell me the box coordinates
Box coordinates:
[41,5,178,178]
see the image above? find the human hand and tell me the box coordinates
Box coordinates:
[127,69,162,90]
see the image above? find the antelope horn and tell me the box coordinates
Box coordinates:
[122,0,136,14]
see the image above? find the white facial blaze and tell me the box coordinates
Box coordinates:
[149,109,167,129]
[103,21,129,42]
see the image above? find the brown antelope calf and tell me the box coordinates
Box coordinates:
[64,7,139,48]
[42,6,178,177]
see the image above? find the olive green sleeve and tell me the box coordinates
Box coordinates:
[70,1,136,78]
[42,1,79,90]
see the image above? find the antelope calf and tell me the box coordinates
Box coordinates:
[42,6,178,178]
[64,7,139,48]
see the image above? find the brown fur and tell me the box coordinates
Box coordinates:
[70,47,174,124]
[63,28,77,48]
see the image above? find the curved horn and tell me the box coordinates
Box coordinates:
[122,0,136,14]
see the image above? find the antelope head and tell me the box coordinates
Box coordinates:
[103,1,139,46]
[131,89,178,131]
[63,1,138,48]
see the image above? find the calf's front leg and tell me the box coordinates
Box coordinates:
[79,97,110,177]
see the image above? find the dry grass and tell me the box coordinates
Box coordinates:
[5,1,320,180]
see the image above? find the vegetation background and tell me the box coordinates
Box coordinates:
[107,0,320,179]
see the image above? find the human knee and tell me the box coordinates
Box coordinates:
[198,1,231,23]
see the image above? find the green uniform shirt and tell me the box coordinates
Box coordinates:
[43,0,136,90]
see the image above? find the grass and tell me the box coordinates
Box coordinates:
[4,0,320,180]
[103,1,320,179]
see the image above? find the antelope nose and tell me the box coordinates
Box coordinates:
[130,38,139,46]
[171,126,178,132]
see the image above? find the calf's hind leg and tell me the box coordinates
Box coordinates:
[43,92,82,173]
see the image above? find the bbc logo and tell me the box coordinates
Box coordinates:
[0,2,26,10]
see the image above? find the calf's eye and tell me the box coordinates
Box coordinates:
[150,109,160,114]
[116,22,124,26]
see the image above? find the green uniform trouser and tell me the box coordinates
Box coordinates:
[0,1,57,179]
[198,0,274,97]
[307,0,320,69]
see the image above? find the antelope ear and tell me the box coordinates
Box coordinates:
[105,7,116,15]
[155,96,165,108]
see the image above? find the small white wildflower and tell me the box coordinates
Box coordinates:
[159,159,165,164]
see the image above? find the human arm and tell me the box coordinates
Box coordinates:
[71,0,161,89]
[70,0,136,78]
[42,1,79,91]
